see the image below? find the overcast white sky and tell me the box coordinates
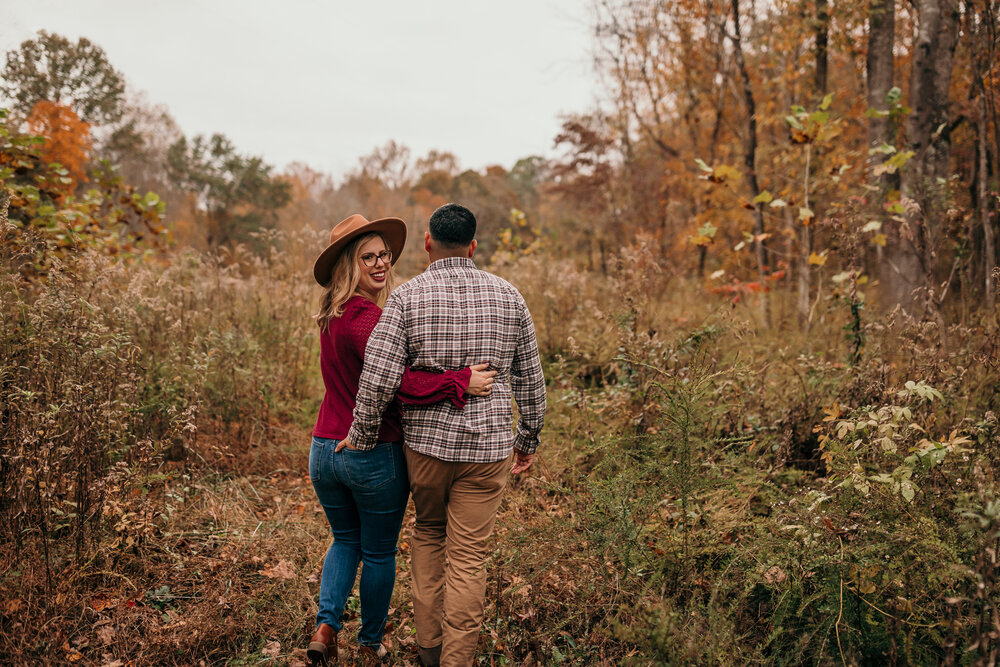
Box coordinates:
[0,0,599,181]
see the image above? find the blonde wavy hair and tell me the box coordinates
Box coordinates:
[315,232,398,331]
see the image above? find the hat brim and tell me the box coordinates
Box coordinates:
[313,217,407,287]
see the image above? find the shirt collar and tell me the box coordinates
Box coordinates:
[427,256,477,272]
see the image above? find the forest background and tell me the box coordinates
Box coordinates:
[2,0,1000,665]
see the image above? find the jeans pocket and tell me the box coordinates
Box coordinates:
[309,437,333,483]
[342,442,397,491]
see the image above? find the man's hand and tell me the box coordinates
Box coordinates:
[510,450,534,475]
[335,438,356,452]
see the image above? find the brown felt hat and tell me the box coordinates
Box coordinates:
[312,214,407,286]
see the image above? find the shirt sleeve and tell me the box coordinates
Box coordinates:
[509,296,546,454]
[399,366,470,409]
[347,292,409,450]
[347,298,469,410]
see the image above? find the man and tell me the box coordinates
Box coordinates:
[340,202,546,666]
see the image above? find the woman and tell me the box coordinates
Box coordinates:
[306,214,494,666]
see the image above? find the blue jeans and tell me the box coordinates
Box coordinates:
[309,436,409,648]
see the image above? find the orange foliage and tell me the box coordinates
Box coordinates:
[26,100,92,194]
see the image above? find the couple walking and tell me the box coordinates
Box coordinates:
[306,203,546,666]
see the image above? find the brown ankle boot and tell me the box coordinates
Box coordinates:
[417,644,441,667]
[307,623,338,666]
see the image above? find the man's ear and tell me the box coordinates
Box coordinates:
[467,239,477,258]
[424,231,432,254]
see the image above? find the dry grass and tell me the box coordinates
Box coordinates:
[3,226,1000,665]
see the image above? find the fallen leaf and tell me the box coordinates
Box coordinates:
[90,594,114,612]
[97,625,116,645]
[258,560,296,580]
[262,640,281,658]
[516,607,535,620]
[763,565,787,585]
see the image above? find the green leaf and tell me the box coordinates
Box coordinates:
[808,111,829,126]
[753,190,773,205]
[886,87,903,105]
[869,143,896,156]
[697,221,718,239]
[900,480,915,502]
[886,150,915,169]
[820,93,834,111]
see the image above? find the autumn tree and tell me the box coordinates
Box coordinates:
[100,92,184,208]
[24,100,91,196]
[547,115,621,272]
[1,108,167,278]
[357,139,413,190]
[969,0,999,310]
[0,31,126,126]
[166,133,291,248]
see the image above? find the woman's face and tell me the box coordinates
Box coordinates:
[355,236,391,299]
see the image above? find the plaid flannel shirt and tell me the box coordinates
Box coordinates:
[346,257,546,462]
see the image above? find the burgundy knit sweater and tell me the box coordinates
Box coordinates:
[312,295,470,442]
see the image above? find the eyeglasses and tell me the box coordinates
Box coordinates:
[360,250,392,267]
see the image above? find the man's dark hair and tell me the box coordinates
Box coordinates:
[429,203,477,247]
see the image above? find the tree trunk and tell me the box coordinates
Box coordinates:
[730,0,769,327]
[798,145,814,326]
[888,0,959,312]
[867,0,903,306]
[980,87,996,311]
[867,0,895,166]
[815,0,830,95]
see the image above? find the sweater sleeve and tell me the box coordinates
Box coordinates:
[344,298,384,361]
[399,366,470,409]
[348,299,470,409]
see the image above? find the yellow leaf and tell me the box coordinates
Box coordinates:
[808,252,827,266]
[712,164,742,183]
[873,233,887,247]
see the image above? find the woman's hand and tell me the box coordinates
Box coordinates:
[465,363,497,396]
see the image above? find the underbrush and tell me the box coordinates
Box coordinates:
[0,228,320,663]
[3,225,1000,665]
[482,246,1000,665]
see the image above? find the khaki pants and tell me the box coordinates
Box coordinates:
[404,447,510,667]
